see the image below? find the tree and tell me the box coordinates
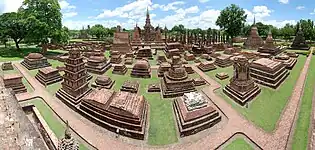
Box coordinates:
[241,24,251,36]
[90,24,105,39]
[0,12,28,50]
[256,22,269,38]
[280,23,295,41]
[299,19,314,40]
[216,4,247,44]
[21,0,63,53]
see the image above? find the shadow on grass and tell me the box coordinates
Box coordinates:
[0,47,66,59]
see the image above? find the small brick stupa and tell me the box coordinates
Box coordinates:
[35,67,62,86]
[290,24,310,50]
[258,30,282,55]
[86,51,111,74]
[21,53,51,70]
[244,18,263,50]
[131,59,151,78]
[56,48,91,106]
[173,92,222,137]
[161,56,196,98]
[223,56,261,106]
[2,74,27,94]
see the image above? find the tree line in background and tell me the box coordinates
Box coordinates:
[1,2,315,51]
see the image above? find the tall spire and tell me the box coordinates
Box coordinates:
[146,6,149,18]
[253,16,256,25]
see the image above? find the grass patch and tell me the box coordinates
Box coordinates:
[223,138,254,150]
[0,47,40,62]
[205,56,307,131]
[21,98,88,150]
[291,56,315,150]
[0,46,67,62]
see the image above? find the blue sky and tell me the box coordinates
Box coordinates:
[1,0,315,29]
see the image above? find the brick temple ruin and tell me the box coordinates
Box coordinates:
[244,19,263,50]
[35,67,62,86]
[112,64,128,75]
[79,88,148,140]
[197,61,217,72]
[161,56,196,98]
[110,51,122,64]
[173,92,222,137]
[121,80,139,93]
[131,8,164,50]
[223,56,261,106]
[2,74,27,94]
[91,75,115,89]
[1,62,13,70]
[131,59,151,78]
[258,30,282,55]
[21,53,51,70]
[214,54,233,68]
[250,58,289,89]
[274,54,297,70]
[111,25,132,54]
[135,47,153,60]
[86,50,111,74]
[56,48,92,106]
[290,24,310,50]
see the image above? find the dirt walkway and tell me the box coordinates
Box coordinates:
[14,49,313,150]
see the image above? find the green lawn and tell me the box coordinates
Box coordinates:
[205,56,307,132]
[0,46,67,62]
[223,138,254,150]
[291,56,315,150]
[21,98,88,150]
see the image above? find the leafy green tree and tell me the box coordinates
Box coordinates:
[299,19,314,40]
[90,24,105,39]
[216,4,247,43]
[21,0,63,53]
[280,23,295,41]
[0,12,28,50]
[256,22,269,37]
[241,24,251,36]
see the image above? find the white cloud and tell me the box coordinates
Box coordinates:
[63,12,78,18]
[175,6,199,14]
[153,8,220,29]
[59,0,77,18]
[199,0,210,3]
[279,0,289,4]
[310,9,315,15]
[245,6,273,22]
[0,0,24,13]
[262,20,296,27]
[95,0,152,19]
[296,6,305,10]
[154,1,185,11]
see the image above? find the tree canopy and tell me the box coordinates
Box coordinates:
[0,12,29,50]
[216,4,247,43]
[90,24,106,39]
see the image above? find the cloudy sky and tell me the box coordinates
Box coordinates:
[0,0,315,30]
